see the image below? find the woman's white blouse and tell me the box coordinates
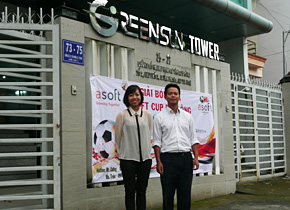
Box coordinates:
[115,107,152,162]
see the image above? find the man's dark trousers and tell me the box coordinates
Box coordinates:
[160,152,193,210]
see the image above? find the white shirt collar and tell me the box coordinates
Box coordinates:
[166,106,180,114]
[128,106,142,116]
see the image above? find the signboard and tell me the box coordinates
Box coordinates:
[62,39,84,65]
[90,75,216,183]
[88,0,220,61]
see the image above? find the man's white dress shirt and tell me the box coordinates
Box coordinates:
[153,107,199,153]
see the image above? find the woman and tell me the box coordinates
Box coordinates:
[115,85,152,210]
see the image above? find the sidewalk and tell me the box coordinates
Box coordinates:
[151,176,290,210]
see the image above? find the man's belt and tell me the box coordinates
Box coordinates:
[162,152,190,157]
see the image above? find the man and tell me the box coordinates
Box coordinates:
[153,83,199,210]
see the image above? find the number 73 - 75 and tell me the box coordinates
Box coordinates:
[66,43,83,55]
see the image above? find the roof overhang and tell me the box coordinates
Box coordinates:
[106,0,273,43]
[0,0,273,43]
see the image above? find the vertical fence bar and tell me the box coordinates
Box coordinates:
[51,8,54,24]
[4,7,7,23]
[253,86,260,179]
[233,83,241,181]
[31,20,35,35]
[282,91,287,174]
[28,7,31,24]
[40,8,43,36]
[268,90,275,176]
[52,24,61,210]
[40,43,48,208]
[40,8,43,24]
[16,7,20,23]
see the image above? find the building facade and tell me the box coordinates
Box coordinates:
[0,0,275,209]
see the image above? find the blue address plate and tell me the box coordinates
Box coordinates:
[62,39,84,65]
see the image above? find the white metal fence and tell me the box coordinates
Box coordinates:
[0,7,60,209]
[231,73,286,182]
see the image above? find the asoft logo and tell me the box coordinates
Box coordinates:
[198,96,212,112]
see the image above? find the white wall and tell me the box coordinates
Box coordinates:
[254,0,290,82]
[281,80,290,176]
[58,16,236,210]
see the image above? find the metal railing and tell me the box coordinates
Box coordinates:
[231,73,285,182]
[0,6,60,210]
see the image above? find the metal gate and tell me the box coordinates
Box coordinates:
[0,7,60,209]
[231,73,286,182]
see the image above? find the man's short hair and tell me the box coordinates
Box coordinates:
[123,85,144,107]
[164,83,180,96]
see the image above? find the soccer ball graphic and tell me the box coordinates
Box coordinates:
[93,120,117,159]
[199,96,204,103]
